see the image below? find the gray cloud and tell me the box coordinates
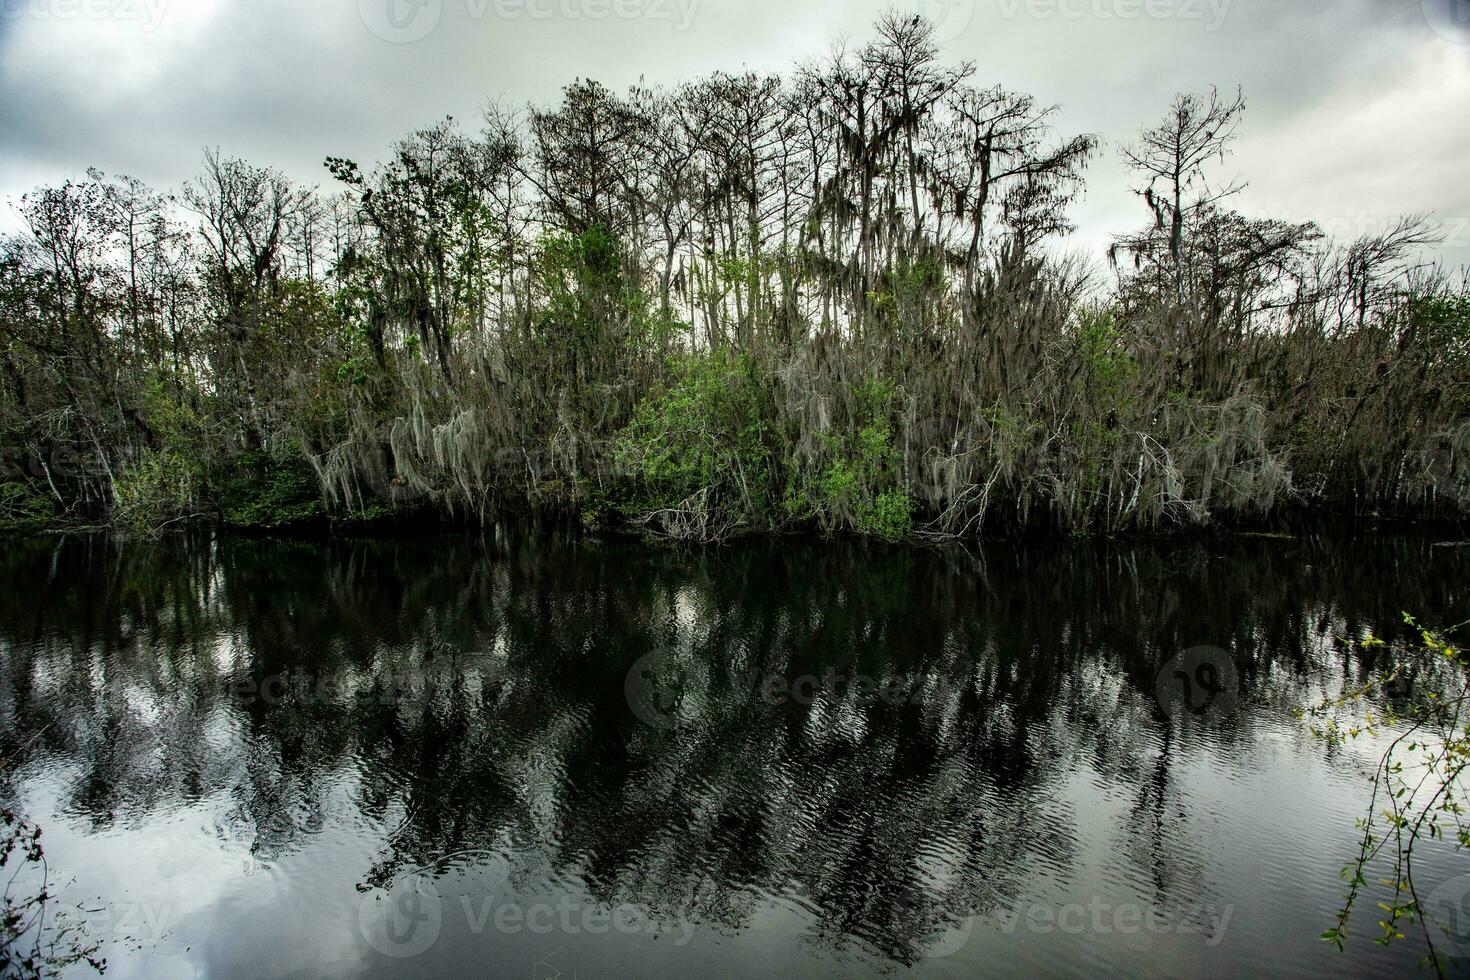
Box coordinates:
[1,0,1466,266]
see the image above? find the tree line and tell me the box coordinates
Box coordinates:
[2,13,1466,539]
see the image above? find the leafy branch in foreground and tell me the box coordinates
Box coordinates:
[1303,616,1470,977]
[0,802,106,978]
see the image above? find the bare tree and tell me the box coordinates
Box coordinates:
[1119,87,1247,303]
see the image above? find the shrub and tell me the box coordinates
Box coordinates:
[0,482,56,533]
[111,449,201,533]
[862,489,914,541]
[216,450,325,530]
[615,351,776,536]
[787,379,915,540]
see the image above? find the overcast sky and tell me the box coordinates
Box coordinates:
[1,0,1467,267]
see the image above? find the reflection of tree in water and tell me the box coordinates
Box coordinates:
[0,530,1465,965]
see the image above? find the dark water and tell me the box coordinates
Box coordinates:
[1,529,1468,978]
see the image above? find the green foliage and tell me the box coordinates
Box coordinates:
[1302,616,1470,971]
[216,450,324,530]
[1,33,1467,543]
[1075,306,1138,408]
[541,225,693,356]
[137,375,207,460]
[863,489,915,541]
[112,449,201,533]
[1408,291,1470,369]
[539,225,630,354]
[868,258,945,317]
[616,351,776,529]
[1062,307,1141,495]
[0,482,56,533]
[787,379,914,540]
[334,326,377,387]
[329,498,410,528]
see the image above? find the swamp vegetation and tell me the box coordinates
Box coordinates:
[1,14,1468,542]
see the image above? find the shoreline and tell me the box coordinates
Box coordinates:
[8,506,1467,545]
